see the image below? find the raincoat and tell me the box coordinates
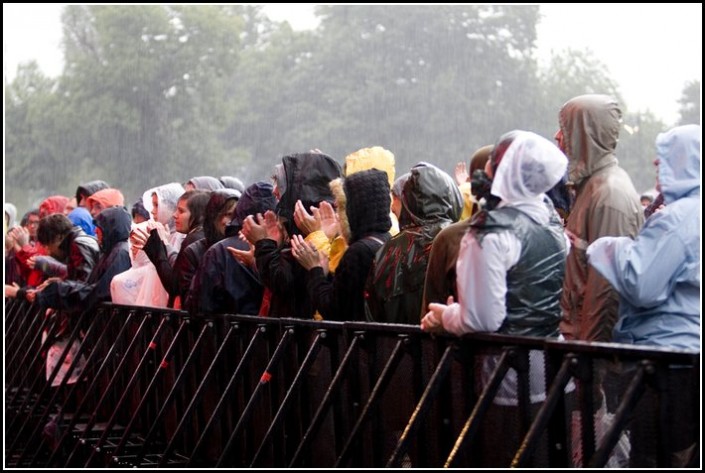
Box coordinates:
[557,95,644,342]
[587,124,700,350]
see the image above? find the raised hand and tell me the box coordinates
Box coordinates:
[454,161,469,186]
[290,234,322,270]
[262,210,285,245]
[294,200,319,236]
[226,231,256,268]
[318,201,340,240]
[241,214,267,244]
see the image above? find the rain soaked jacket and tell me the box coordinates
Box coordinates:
[257,152,342,318]
[366,162,463,325]
[557,95,644,342]
[307,169,391,321]
[37,207,132,318]
[189,182,276,316]
[587,124,700,350]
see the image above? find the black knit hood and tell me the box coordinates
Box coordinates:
[331,169,391,244]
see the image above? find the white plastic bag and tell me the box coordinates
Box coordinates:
[571,403,631,467]
[43,333,86,387]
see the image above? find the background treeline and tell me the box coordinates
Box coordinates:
[5,5,700,211]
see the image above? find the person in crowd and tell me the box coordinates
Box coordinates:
[390,172,410,221]
[142,189,209,308]
[294,146,397,277]
[28,207,131,389]
[86,188,125,218]
[587,124,700,467]
[181,189,240,311]
[292,169,392,321]
[21,212,100,387]
[5,209,42,293]
[421,130,568,467]
[5,203,22,286]
[420,145,493,318]
[29,207,132,313]
[111,182,184,307]
[184,176,225,192]
[220,176,246,194]
[243,152,342,318]
[75,180,110,208]
[131,200,151,224]
[189,182,276,315]
[640,193,654,208]
[63,197,77,216]
[39,195,70,219]
[5,203,18,230]
[366,162,463,324]
[28,206,98,279]
[644,192,665,218]
[587,124,700,350]
[556,94,644,343]
[68,206,96,237]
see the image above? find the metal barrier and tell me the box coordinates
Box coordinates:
[5,300,700,468]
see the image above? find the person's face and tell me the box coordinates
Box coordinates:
[45,236,64,258]
[64,198,77,216]
[554,129,566,154]
[151,194,159,222]
[25,214,40,239]
[217,202,236,236]
[90,201,105,218]
[174,198,191,233]
[391,194,403,219]
[184,182,196,191]
[133,213,148,224]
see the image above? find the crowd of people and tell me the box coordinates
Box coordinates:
[4,94,700,465]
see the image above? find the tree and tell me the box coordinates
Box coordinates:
[677,80,700,125]
[56,5,246,199]
[5,62,76,209]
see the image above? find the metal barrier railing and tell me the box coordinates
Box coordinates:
[5,301,700,468]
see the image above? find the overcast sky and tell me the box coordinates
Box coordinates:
[3,4,702,125]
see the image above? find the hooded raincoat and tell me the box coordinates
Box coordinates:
[587,124,700,350]
[557,95,644,342]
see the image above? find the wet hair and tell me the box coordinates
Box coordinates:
[488,131,521,177]
[36,214,74,246]
[20,209,40,227]
[182,189,210,231]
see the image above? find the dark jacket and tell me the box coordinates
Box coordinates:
[366,163,463,325]
[308,169,392,321]
[189,182,277,315]
[36,207,132,318]
[258,153,343,318]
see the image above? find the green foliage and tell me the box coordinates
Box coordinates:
[6,5,662,213]
[616,111,664,193]
[677,80,700,126]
